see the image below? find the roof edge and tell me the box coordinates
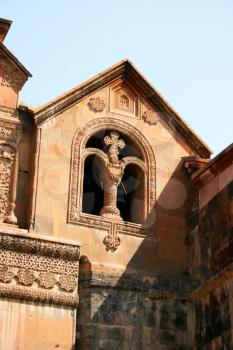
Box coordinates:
[34,59,212,158]
[192,142,233,183]
[0,43,32,77]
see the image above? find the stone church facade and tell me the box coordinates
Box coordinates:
[0,18,232,349]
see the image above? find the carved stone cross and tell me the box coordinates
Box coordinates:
[100,131,126,222]
[104,131,125,164]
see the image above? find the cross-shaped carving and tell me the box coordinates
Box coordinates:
[104,131,125,164]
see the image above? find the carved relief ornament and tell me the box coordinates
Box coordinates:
[142,110,159,125]
[68,118,156,250]
[0,143,18,224]
[87,97,106,112]
[0,232,80,307]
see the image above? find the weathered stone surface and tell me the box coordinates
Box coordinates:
[0,16,233,350]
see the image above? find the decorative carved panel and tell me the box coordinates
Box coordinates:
[87,97,105,112]
[0,231,80,307]
[0,144,16,217]
[109,82,138,117]
[0,143,18,225]
[141,100,160,126]
[0,119,20,224]
[0,118,20,144]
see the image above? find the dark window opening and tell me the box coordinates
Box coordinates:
[117,164,144,224]
[82,155,104,215]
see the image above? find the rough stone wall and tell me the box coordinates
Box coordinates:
[76,270,194,350]
[195,280,233,349]
[191,177,233,348]
[191,181,233,282]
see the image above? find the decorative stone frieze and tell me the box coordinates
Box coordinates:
[0,105,17,115]
[87,97,105,112]
[0,229,80,307]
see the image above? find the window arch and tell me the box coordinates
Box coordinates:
[69,117,156,230]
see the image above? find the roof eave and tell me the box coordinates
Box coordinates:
[0,43,32,78]
[34,59,212,158]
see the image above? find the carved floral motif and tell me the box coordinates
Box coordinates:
[17,268,36,286]
[104,231,121,251]
[87,97,105,112]
[142,110,159,125]
[59,275,77,292]
[0,232,80,307]
[39,272,57,289]
[0,265,14,283]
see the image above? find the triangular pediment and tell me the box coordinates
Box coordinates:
[34,59,211,158]
[0,44,31,91]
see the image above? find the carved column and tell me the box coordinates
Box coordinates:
[99,131,125,221]
[0,143,18,225]
[99,162,124,221]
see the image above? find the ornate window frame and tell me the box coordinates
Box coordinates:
[68,117,156,250]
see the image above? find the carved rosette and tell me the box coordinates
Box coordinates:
[104,231,120,252]
[0,265,14,283]
[39,272,57,289]
[0,231,80,307]
[59,275,77,292]
[142,110,159,125]
[17,268,36,286]
[87,97,105,112]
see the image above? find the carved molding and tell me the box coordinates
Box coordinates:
[68,117,156,250]
[0,231,80,307]
[0,234,80,261]
[87,97,105,113]
[0,283,79,307]
[0,51,27,91]
[0,105,18,115]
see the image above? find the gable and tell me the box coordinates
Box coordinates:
[34,60,212,158]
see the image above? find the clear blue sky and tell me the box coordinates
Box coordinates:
[2,0,233,156]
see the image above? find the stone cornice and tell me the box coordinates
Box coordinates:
[192,142,233,185]
[0,283,79,307]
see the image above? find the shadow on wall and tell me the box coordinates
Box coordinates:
[75,162,195,349]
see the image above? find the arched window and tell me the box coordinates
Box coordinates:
[69,118,156,248]
[82,155,104,215]
[81,129,146,224]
